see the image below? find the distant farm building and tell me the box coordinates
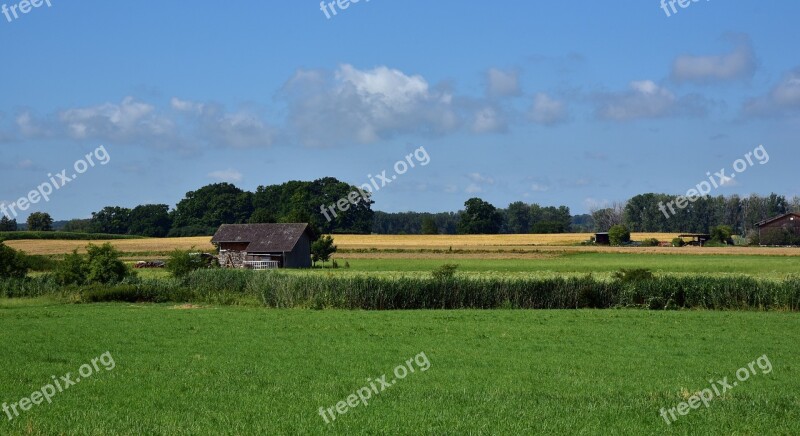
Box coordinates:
[756,212,800,246]
[595,232,610,245]
[211,223,314,269]
[679,233,711,246]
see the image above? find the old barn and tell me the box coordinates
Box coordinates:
[756,212,800,246]
[211,223,314,269]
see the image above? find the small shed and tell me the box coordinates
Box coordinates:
[595,232,610,245]
[756,212,800,246]
[211,223,315,269]
[678,233,711,246]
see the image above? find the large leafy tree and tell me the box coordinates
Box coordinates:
[171,183,253,231]
[128,204,172,237]
[505,201,530,234]
[457,198,503,234]
[27,212,53,231]
[311,235,337,267]
[90,207,132,234]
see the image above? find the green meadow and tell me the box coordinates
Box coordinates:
[0,301,797,435]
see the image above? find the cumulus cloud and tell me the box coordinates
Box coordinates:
[594,80,707,121]
[464,172,495,194]
[529,93,568,125]
[208,168,243,183]
[671,37,756,84]
[279,64,460,146]
[471,106,507,133]
[742,68,800,117]
[486,68,521,98]
[172,98,275,148]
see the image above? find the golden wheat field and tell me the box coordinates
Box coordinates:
[8,233,800,257]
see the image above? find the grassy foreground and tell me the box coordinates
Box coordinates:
[0,301,797,434]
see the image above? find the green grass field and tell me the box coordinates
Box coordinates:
[0,300,798,434]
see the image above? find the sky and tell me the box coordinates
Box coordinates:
[1,0,799,221]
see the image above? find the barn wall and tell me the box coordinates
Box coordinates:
[285,233,311,268]
[219,249,246,268]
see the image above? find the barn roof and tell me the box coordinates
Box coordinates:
[211,223,313,252]
[756,212,800,227]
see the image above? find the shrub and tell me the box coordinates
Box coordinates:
[165,249,206,278]
[640,238,660,247]
[0,243,29,279]
[431,264,458,281]
[672,237,685,247]
[608,225,631,246]
[54,250,88,285]
[85,243,131,284]
[710,225,734,244]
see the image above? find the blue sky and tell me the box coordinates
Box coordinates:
[2,0,799,221]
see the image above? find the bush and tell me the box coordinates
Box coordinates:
[640,238,660,247]
[54,250,88,285]
[710,225,734,244]
[431,264,458,280]
[672,237,685,247]
[0,243,29,279]
[608,225,631,246]
[165,249,206,278]
[85,243,132,284]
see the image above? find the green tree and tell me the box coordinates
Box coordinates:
[311,235,337,267]
[457,198,503,234]
[128,204,171,237]
[53,250,88,285]
[171,183,253,231]
[27,212,53,231]
[248,208,276,224]
[0,216,17,231]
[421,216,439,235]
[608,225,631,246]
[62,218,92,233]
[0,243,28,278]
[710,225,733,244]
[90,206,132,234]
[506,201,530,234]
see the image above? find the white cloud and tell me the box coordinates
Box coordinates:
[208,168,243,183]
[465,183,484,194]
[742,68,800,117]
[467,173,495,185]
[530,183,549,192]
[471,107,507,133]
[594,80,707,121]
[529,93,567,125]
[59,96,175,142]
[172,98,275,148]
[486,68,521,98]
[280,64,460,146]
[671,38,756,83]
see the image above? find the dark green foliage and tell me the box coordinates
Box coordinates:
[672,237,685,247]
[27,212,53,231]
[248,208,276,224]
[0,243,28,278]
[710,225,734,244]
[84,243,132,284]
[458,198,503,234]
[431,264,458,280]
[90,206,132,234]
[62,218,92,232]
[608,225,630,246]
[421,216,439,234]
[128,204,172,237]
[23,254,57,272]
[0,216,17,231]
[171,183,254,230]
[505,201,531,234]
[531,220,566,234]
[167,225,218,237]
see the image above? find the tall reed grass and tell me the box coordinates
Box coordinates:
[2,270,799,311]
